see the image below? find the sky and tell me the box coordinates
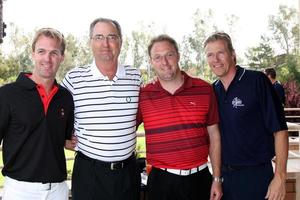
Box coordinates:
[1,0,298,60]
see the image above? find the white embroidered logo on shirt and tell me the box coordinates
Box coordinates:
[189,102,196,106]
[232,97,244,108]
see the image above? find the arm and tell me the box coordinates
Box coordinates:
[207,124,222,200]
[265,130,288,200]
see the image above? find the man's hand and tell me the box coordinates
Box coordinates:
[65,134,78,151]
[210,181,223,200]
[265,174,286,200]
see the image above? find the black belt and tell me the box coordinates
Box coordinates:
[222,162,269,171]
[77,151,135,170]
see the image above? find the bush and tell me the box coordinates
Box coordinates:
[283,80,300,108]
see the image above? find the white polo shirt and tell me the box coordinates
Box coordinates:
[62,61,141,162]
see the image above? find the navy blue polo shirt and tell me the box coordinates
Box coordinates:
[273,81,286,105]
[213,66,287,166]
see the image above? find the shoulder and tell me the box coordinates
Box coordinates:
[58,85,74,100]
[65,65,93,79]
[140,81,157,92]
[0,82,19,105]
[124,65,141,76]
[186,75,214,93]
[235,68,268,86]
[243,68,266,80]
[190,76,211,86]
[0,82,18,94]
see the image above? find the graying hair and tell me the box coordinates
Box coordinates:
[89,17,122,41]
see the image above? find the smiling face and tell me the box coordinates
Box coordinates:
[90,21,122,63]
[150,41,180,82]
[31,35,64,81]
[205,39,236,79]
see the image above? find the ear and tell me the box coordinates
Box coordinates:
[232,50,237,64]
[60,54,65,63]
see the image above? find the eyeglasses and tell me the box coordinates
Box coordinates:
[151,52,177,63]
[91,34,120,42]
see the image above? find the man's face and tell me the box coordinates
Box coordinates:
[31,35,64,80]
[205,40,236,78]
[90,22,122,63]
[150,41,180,81]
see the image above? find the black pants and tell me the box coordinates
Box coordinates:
[221,162,273,200]
[71,152,140,200]
[147,167,212,200]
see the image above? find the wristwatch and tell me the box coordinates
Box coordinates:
[213,176,224,183]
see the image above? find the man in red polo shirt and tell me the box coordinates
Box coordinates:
[137,34,222,200]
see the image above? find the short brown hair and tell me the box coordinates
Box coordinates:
[148,34,179,57]
[31,28,66,55]
[264,68,276,79]
[204,31,236,63]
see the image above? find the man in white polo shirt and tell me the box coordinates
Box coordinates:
[62,18,142,200]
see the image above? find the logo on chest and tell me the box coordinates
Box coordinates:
[232,97,244,108]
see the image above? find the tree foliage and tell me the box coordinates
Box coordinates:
[245,36,274,69]
[0,5,298,97]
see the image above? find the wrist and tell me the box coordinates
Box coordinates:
[213,176,224,183]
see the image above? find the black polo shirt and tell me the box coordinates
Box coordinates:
[0,73,74,182]
[213,66,287,166]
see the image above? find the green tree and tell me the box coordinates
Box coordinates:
[184,9,238,82]
[129,22,155,82]
[268,5,299,56]
[57,34,92,82]
[245,5,299,83]
[245,35,275,69]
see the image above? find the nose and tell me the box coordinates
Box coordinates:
[44,53,51,62]
[161,55,169,65]
[101,38,109,47]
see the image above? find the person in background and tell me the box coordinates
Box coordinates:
[264,67,286,106]
[62,18,142,200]
[137,34,223,200]
[204,31,288,200]
[0,28,74,200]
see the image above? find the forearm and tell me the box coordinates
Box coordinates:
[207,124,222,177]
[273,130,288,179]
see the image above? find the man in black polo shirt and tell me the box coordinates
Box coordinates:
[0,28,74,200]
[204,32,288,200]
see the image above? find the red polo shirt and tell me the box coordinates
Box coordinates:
[138,72,219,169]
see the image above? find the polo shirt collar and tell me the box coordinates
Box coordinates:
[215,65,246,87]
[16,72,59,90]
[152,71,193,93]
[91,60,126,81]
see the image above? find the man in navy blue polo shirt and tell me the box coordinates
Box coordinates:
[264,67,286,106]
[204,32,288,200]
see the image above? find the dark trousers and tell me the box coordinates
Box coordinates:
[147,167,212,200]
[71,152,140,200]
[221,162,273,200]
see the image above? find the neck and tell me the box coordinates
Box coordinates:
[95,60,118,80]
[160,72,184,94]
[220,67,237,91]
[30,74,54,95]
[271,79,276,84]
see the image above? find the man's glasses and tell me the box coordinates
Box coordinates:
[151,52,177,63]
[91,34,120,42]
